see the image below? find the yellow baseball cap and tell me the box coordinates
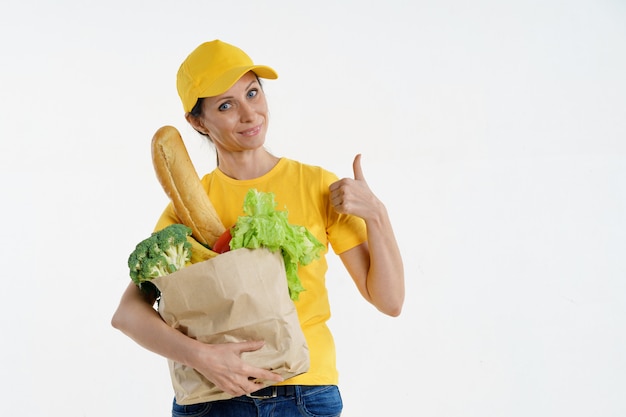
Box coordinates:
[176,40,278,112]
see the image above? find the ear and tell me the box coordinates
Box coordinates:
[185,113,210,136]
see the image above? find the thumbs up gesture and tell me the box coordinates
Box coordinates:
[329,154,379,220]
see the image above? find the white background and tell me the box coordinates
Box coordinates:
[1,0,625,416]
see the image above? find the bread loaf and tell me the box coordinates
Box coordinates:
[151,125,225,248]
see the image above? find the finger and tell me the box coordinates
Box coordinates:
[248,368,284,383]
[353,154,365,181]
[236,340,265,354]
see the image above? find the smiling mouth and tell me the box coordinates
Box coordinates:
[240,125,262,137]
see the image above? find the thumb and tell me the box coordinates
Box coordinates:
[353,154,365,181]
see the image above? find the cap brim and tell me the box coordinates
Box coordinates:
[199,65,278,98]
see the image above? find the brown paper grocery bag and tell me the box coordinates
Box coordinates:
[151,248,310,405]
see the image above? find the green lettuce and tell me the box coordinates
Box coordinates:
[230,189,325,301]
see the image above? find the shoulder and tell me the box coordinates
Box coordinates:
[280,158,339,184]
[198,169,220,191]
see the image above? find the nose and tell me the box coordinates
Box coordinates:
[239,101,255,122]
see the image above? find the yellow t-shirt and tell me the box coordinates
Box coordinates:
[154,158,367,386]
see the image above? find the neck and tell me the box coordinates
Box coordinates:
[217,149,279,180]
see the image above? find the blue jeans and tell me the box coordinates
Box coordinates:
[172,385,342,417]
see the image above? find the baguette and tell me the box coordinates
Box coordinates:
[151,125,225,248]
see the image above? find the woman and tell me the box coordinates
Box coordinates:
[112,39,404,417]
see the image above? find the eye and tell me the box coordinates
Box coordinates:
[218,101,232,111]
[247,89,258,99]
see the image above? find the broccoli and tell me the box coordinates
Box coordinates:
[128,223,193,289]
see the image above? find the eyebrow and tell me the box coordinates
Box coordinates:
[216,79,259,102]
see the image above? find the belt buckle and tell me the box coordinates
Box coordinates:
[246,386,278,399]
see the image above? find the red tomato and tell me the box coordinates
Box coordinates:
[213,228,232,254]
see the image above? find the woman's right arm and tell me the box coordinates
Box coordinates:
[111,282,283,396]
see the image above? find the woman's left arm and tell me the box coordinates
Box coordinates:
[329,154,405,317]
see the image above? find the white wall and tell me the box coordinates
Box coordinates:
[1,0,625,415]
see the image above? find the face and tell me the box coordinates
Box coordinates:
[191,71,269,155]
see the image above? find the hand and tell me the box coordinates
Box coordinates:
[329,154,381,221]
[193,340,284,397]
